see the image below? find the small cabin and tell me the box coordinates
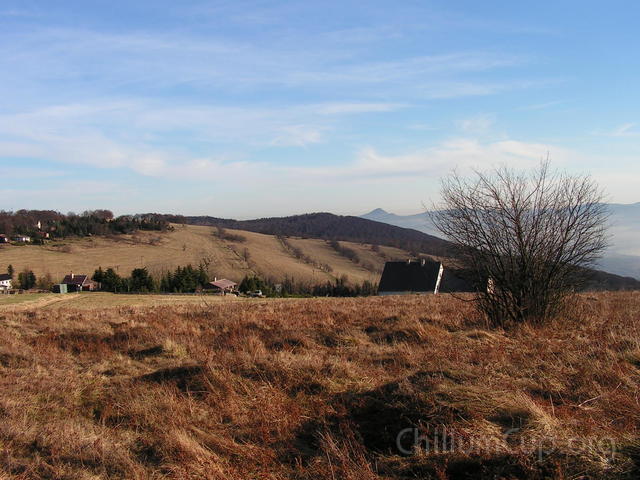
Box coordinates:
[206,278,238,295]
[61,273,100,292]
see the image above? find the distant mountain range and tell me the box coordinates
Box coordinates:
[361,203,640,280]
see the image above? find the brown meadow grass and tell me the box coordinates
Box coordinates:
[0,292,639,479]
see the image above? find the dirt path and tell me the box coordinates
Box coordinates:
[0,294,79,312]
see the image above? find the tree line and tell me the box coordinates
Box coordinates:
[0,210,172,241]
[238,274,377,297]
[4,262,378,297]
[92,264,209,293]
[90,266,377,296]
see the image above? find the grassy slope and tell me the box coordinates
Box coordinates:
[1,292,639,479]
[0,225,417,286]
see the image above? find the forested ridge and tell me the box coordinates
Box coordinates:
[0,210,171,240]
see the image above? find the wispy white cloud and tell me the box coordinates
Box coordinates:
[270,125,324,147]
[519,100,564,111]
[0,96,413,174]
[315,102,405,115]
[604,123,639,137]
[0,8,35,17]
[0,25,536,103]
[0,107,572,185]
[407,123,437,131]
[457,113,496,133]
[0,166,64,179]
[0,179,139,213]
[286,138,570,182]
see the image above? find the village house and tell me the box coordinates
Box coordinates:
[0,274,12,292]
[61,273,100,292]
[207,278,238,295]
[377,259,474,296]
[378,259,445,295]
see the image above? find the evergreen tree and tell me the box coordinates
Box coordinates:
[159,271,171,292]
[92,267,104,283]
[17,269,36,290]
[197,263,209,287]
[100,268,124,292]
[130,268,154,292]
[17,272,27,290]
[156,264,207,293]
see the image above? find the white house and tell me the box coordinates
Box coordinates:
[0,274,12,292]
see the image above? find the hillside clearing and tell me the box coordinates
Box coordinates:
[0,225,416,287]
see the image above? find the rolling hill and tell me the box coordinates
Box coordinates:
[179,212,452,257]
[0,224,417,287]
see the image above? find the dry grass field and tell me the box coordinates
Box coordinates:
[1,292,639,479]
[0,225,411,286]
[0,292,242,311]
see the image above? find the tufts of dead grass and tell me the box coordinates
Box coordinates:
[0,292,639,478]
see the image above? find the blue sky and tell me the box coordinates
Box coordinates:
[1,0,639,218]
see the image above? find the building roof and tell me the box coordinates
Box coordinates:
[378,260,442,293]
[0,274,11,281]
[209,279,237,290]
[438,269,476,293]
[62,274,90,285]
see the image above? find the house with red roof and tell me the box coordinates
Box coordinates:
[206,278,237,295]
[61,273,100,292]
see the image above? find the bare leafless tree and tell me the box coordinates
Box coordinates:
[431,162,609,326]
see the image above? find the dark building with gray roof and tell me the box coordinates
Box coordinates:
[377,259,475,295]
